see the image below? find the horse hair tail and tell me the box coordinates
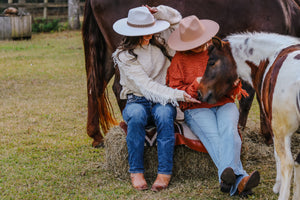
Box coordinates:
[82,0,117,137]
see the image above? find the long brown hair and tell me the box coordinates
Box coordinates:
[117,34,172,61]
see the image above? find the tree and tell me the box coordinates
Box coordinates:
[68,0,80,30]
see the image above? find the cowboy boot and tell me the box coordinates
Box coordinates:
[151,174,171,192]
[238,171,260,195]
[130,173,148,191]
[220,167,236,193]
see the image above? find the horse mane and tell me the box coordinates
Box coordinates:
[82,0,117,135]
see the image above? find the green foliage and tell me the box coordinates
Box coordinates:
[58,21,69,32]
[32,18,63,33]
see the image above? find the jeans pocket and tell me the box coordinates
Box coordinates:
[127,94,145,104]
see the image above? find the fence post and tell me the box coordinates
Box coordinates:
[43,0,48,18]
[68,0,80,29]
[18,0,25,13]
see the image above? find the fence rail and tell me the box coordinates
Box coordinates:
[0,1,85,19]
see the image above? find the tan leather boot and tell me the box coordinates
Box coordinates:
[238,171,260,194]
[130,173,148,191]
[151,174,171,192]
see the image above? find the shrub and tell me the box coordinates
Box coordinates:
[32,18,61,33]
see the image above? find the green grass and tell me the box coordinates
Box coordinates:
[0,31,293,199]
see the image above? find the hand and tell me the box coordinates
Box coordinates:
[233,79,240,86]
[183,92,201,103]
[196,77,202,83]
[144,5,158,14]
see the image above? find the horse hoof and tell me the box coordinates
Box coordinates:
[273,182,280,194]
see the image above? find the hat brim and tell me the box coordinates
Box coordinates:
[168,19,219,51]
[113,18,170,36]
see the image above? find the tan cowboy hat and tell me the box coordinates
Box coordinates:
[168,15,219,51]
[113,6,170,36]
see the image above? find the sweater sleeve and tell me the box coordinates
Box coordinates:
[153,5,182,56]
[114,51,185,106]
[167,56,200,98]
[153,5,182,25]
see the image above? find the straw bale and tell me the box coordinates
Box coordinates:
[104,125,217,180]
[240,128,274,164]
[104,125,300,180]
[104,126,129,178]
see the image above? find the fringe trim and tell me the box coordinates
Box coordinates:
[233,81,249,100]
[112,51,181,106]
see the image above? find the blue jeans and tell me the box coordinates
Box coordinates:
[184,103,248,196]
[122,94,176,175]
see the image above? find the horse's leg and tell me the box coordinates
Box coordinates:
[273,134,294,200]
[113,66,126,112]
[83,0,117,147]
[87,93,102,147]
[293,153,300,200]
[273,147,281,194]
[258,99,273,144]
[239,81,273,144]
[238,81,255,129]
[83,0,103,147]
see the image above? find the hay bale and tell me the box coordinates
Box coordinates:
[104,125,300,180]
[240,128,300,163]
[172,146,217,180]
[104,126,129,178]
[240,128,274,164]
[104,125,217,180]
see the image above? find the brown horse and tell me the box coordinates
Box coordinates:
[82,0,300,147]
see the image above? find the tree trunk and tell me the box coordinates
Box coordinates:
[68,0,80,30]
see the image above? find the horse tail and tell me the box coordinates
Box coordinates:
[82,0,117,141]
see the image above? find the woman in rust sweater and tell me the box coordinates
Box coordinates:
[166,15,260,197]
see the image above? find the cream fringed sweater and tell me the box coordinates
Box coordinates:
[112,5,185,106]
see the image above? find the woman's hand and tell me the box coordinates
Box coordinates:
[196,77,202,83]
[144,5,158,14]
[183,92,201,103]
[233,78,240,86]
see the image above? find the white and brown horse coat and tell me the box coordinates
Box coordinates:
[199,32,300,200]
[246,44,300,138]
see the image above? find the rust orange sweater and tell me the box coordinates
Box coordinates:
[166,50,246,111]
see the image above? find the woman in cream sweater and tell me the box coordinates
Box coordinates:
[112,5,198,192]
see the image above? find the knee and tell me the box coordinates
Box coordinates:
[124,105,147,125]
[153,105,175,122]
[223,129,241,147]
[131,110,147,125]
[234,133,242,147]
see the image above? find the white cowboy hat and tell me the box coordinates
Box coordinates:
[168,15,219,51]
[113,6,170,36]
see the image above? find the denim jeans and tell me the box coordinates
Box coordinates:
[184,103,248,196]
[122,94,176,175]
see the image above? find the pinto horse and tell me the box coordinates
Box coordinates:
[198,33,300,200]
[82,0,300,147]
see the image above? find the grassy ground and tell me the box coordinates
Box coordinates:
[0,31,297,199]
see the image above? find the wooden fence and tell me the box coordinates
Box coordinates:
[0,0,85,20]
